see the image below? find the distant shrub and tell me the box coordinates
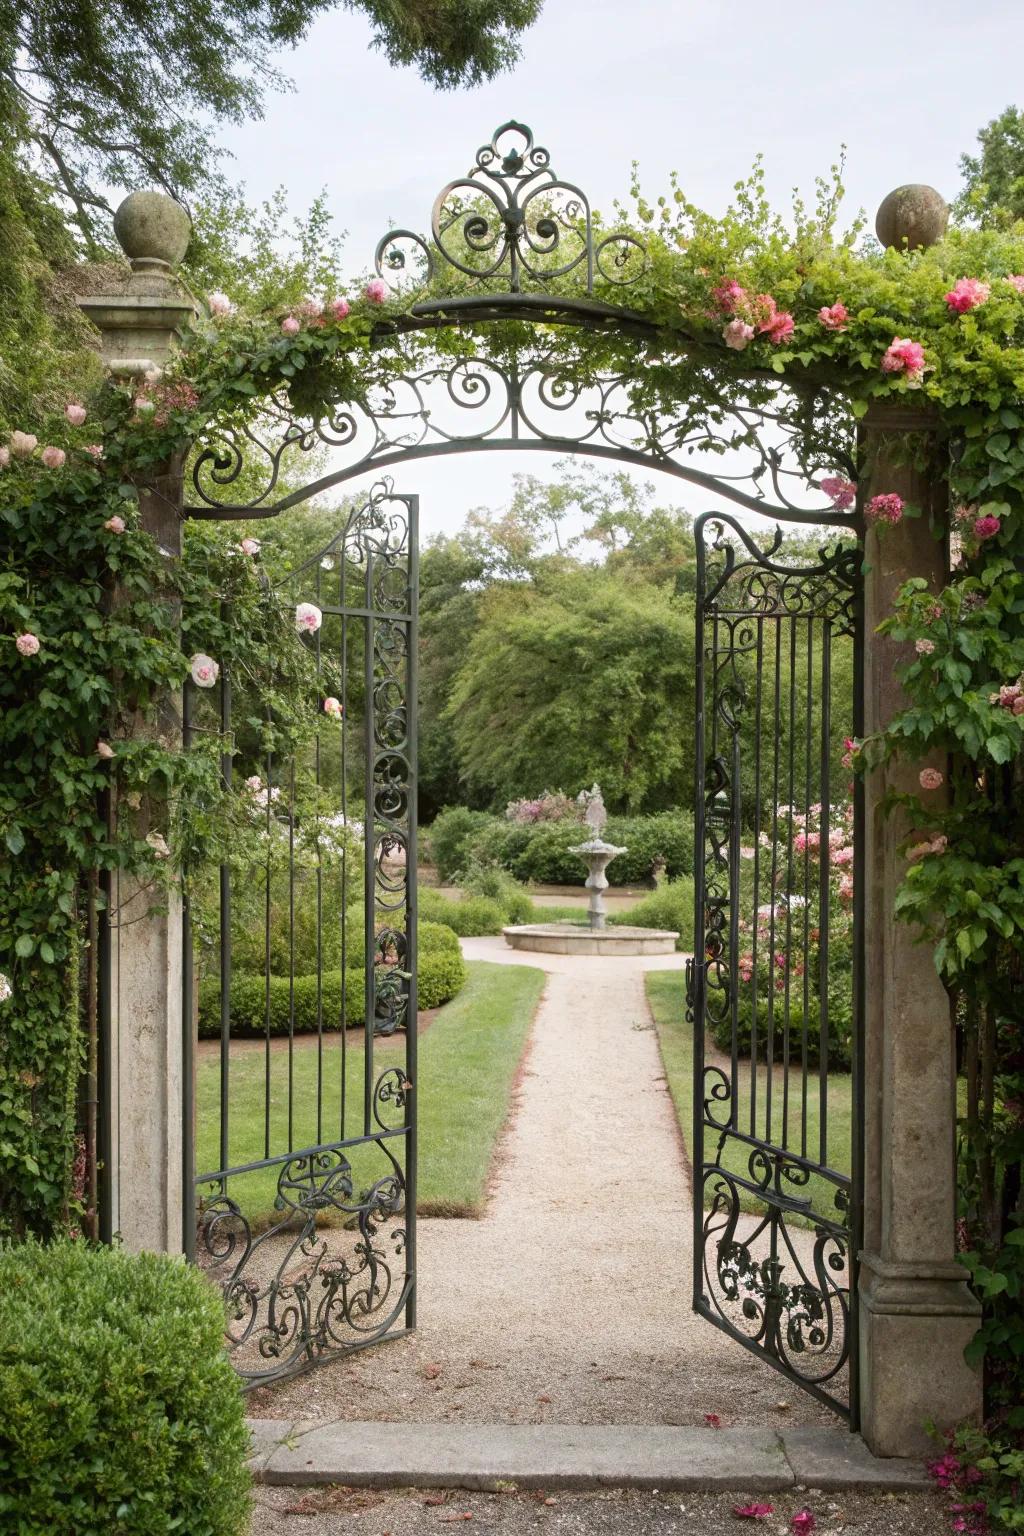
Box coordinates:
[608,878,695,951]
[458,861,534,923]
[0,1239,249,1536]
[427,806,494,882]
[418,888,506,936]
[198,930,467,1037]
[468,810,695,887]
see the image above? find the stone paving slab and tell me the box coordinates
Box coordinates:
[781,1426,930,1490]
[248,1419,926,1493]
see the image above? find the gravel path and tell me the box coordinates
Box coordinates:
[250,1483,949,1536]
[254,940,838,1430]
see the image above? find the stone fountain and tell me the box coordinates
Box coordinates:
[501,784,679,956]
[569,785,627,931]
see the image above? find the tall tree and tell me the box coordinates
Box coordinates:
[445,567,696,813]
[0,0,543,250]
[955,105,1024,228]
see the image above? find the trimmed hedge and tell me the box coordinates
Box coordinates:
[198,944,468,1037]
[710,991,854,1072]
[466,810,695,887]
[418,889,506,936]
[0,1239,249,1536]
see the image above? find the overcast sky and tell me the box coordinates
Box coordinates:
[211,0,1024,540]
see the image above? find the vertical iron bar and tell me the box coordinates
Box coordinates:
[405,495,420,1330]
[364,545,376,1138]
[751,618,764,1138]
[218,651,232,1176]
[97,788,114,1244]
[263,717,273,1161]
[315,564,324,1147]
[341,609,349,1142]
[801,618,813,1161]
[849,540,866,1429]
[782,618,797,1148]
[766,620,782,1145]
[818,624,833,1166]
[182,682,196,1258]
[287,756,296,1151]
[691,522,708,1312]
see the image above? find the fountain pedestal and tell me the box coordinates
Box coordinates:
[569,837,628,930]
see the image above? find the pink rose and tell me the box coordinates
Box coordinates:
[281,316,300,335]
[83,444,104,460]
[15,632,40,656]
[791,1513,816,1536]
[865,493,904,524]
[0,447,9,467]
[974,514,1000,539]
[96,740,115,760]
[239,537,261,555]
[1006,275,1024,294]
[298,296,324,319]
[41,445,66,469]
[104,515,125,534]
[763,309,795,345]
[245,775,263,793]
[818,302,848,331]
[207,291,235,317]
[712,279,747,314]
[733,1503,773,1519]
[323,696,343,719]
[190,652,219,688]
[723,318,754,350]
[146,831,170,859]
[838,873,854,903]
[65,403,87,426]
[919,768,944,790]
[881,336,926,381]
[10,431,37,458]
[295,602,323,634]
[331,297,351,320]
[944,277,990,314]
[364,278,388,304]
[821,475,856,510]
[915,638,936,655]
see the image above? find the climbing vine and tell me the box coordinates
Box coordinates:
[1,167,1023,1473]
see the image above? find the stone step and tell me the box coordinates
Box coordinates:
[247,1420,930,1493]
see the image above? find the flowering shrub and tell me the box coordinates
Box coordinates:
[504,789,581,824]
[720,801,855,1070]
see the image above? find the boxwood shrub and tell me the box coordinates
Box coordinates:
[197,942,468,1037]
[425,806,495,881]
[710,990,853,1072]
[0,1239,249,1536]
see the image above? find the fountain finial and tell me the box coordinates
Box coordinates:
[581,783,608,836]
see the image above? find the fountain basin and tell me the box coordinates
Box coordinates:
[502,922,679,956]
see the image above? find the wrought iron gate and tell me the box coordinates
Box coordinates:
[689,511,862,1419]
[182,483,418,1385]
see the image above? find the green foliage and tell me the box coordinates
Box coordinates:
[2,0,541,248]
[0,1238,250,1536]
[427,806,495,882]
[417,889,506,936]
[197,924,465,1034]
[607,878,695,953]
[467,810,695,887]
[955,106,1024,228]
[446,570,696,812]
[458,861,534,924]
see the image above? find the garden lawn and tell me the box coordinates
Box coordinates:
[645,970,853,1222]
[195,960,545,1227]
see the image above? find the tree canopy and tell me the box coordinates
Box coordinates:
[0,0,542,249]
[955,105,1024,228]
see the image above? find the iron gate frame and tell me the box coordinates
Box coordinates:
[689,510,864,1422]
[181,485,419,1387]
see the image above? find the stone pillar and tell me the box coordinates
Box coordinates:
[857,402,983,1455]
[80,192,197,1253]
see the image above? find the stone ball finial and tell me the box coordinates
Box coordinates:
[875,184,949,251]
[113,190,191,270]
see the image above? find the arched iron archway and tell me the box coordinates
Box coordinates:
[184,120,857,530]
[184,121,863,1423]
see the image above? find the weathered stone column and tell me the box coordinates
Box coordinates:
[80,192,197,1253]
[858,396,983,1454]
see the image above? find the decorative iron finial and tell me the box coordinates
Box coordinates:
[374,121,646,296]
